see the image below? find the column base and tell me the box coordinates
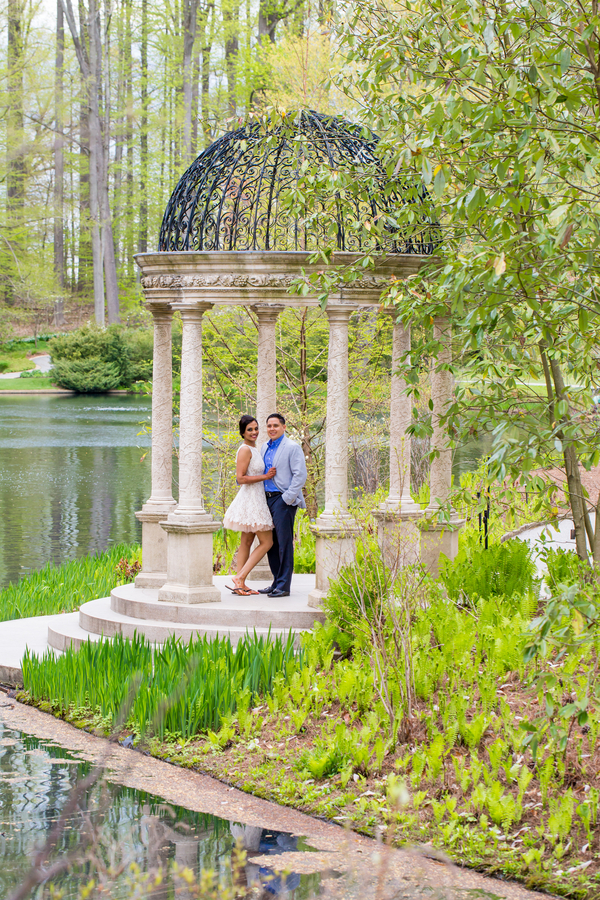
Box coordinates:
[158,516,222,604]
[308,515,360,609]
[419,515,465,577]
[373,503,423,570]
[135,503,176,590]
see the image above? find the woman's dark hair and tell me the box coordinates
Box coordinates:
[239,414,258,437]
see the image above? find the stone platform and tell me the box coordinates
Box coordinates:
[0,574,322,685]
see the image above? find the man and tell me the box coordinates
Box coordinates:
[258,413,307,597]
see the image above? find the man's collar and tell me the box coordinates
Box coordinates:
[268,434,285,448]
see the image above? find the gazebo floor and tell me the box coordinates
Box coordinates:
[46,574,323,653]
[0,575,322,685]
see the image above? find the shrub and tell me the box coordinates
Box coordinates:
[19,368,45,378]
[49,325,133,389]
[0,359,9,373]
[542,546,586,590]
[52,358,122,393]
[439,539,537,607]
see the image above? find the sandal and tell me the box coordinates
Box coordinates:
[230,587,259,596]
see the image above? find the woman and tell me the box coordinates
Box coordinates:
[223,414,275,596]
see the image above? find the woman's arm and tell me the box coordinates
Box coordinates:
[236,446,276,484]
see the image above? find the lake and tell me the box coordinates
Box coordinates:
[0,395,153,590]
[0,394,485,591]
[0,721,321,898]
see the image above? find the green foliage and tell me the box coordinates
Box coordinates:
[22,629,302,739]
[322,538,388,641]
[51,358,123,393]
[321,0,600,563]
[439,539,537,608]
[19,368,46,378]
[542,547,586,591]
[0,543,141,621]
[48,325,181,392]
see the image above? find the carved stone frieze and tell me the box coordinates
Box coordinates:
[140,272,388,292]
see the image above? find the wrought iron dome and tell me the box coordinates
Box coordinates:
[159,110,436,255]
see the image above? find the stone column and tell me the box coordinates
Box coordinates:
[421,315,464,575]
[158,302,221,604]
[308,302,358,608]
[135,302,177,589]
[374,313,422,569]
[253,303,283,432]
[247,304,284,583]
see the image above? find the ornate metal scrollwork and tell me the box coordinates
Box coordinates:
[159,111,439,256]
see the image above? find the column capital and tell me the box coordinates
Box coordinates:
[146,301,174,323]
[252,302,285,324]
[172,301,213,321]
[325,301,355,324]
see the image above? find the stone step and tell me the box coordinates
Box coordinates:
[47,613,103,653]
[45,596,302,650]
[110,581,325,630]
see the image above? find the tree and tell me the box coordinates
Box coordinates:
[332,0,600,564]
[53,0,67,325]
[61,0,120,324]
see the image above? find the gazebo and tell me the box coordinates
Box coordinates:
[133,110,460,608]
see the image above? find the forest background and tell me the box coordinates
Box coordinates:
[0,0,342,332]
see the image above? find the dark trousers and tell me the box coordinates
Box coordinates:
[266,493,297,592]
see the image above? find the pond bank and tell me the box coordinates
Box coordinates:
[0,698,548,900]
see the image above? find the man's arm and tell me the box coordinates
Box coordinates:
[281,444,307,505]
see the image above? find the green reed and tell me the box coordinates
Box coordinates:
[22,630,302,738]
[0,543,141,622]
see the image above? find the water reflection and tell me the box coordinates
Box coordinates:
[0,395,154,589]
[0,723,321,898]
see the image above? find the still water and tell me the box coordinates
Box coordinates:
[0,722,322,898]
[0,394,486,591]
[0,395,153,590]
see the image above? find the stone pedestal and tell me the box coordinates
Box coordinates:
[374,507,422,570]
[158,302,221,604]
[135,509,175,589]
[308,519,360,609]
[309,302,358,608]
[158,519,221,604]
[420,519,463,577]
[135,302,176,589]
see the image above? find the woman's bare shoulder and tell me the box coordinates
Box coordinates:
[237,443,252,457]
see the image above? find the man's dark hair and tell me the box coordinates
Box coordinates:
[266,413,285,425]
[239,414,258,437]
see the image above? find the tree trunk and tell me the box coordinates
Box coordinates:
[53,0,67,325]
[191,49,200,152]
[182,0,199,163]
[547,353,590,562]
[138,0,148,254]
[124,0,134,280]
[223,0,239,116]
[199,1,214,144]
[5,0,26,304]
[112,0,125,269]
[78,100,93,295]
[62,0,120,323]
[298,309,318,517]
[258,0,279,43]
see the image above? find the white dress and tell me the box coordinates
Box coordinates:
[223,445,273,533]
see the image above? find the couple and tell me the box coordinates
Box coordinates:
[223,412,307,597]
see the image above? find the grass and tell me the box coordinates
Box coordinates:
[22,629,302,740]
[12,476,600,897]
[0,377,57,390]
[0,543,141,621]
